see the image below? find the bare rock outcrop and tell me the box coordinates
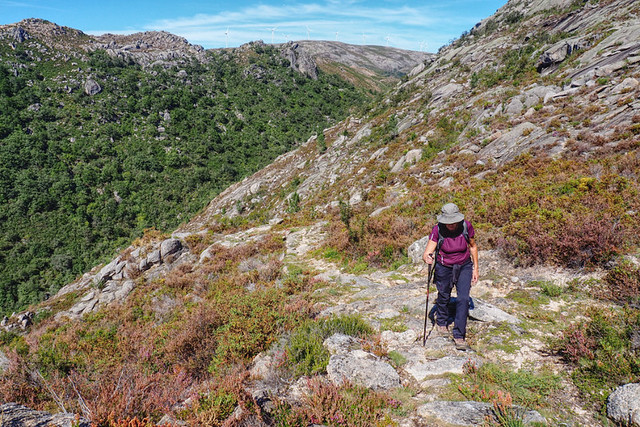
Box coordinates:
[0,403,90,427]
[536,38,591,73]
[607,383,640,426]
[281,42,318,79]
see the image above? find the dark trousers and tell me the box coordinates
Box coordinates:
[434,261,473,339]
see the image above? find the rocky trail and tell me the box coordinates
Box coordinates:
[267,223,599,426]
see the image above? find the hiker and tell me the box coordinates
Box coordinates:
[422,203,478,351]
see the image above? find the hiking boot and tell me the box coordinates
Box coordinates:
[454,338,471,351]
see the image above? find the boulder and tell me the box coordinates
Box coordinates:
[369,147,388,161]
[18,311,34,329]
[505,98,524,116]
[408,61,426,77]
[280,43,318,79]
[160,238,182,258]
[139,257,150,272]
[522,84,559,107]
[380,329,418,349]
[469,298,521,324]
[405,149,422,164]
[199,245,216,263]
[114,280,136,301]
[94,257,122,285]
[431,83,463,103]
[0,402,90,426]
[439,176,455,188]
[323,333,358,355]
[111,260,127,280]
[12,26,30,43]
[327,350,400,390]
[147,249,162,265]
[369,206,391,218]
[397,115,420,134]
[607,383,640,426]
[0,349,9,372]
[613,77,639,94]
[408,235,430,265]
[84,78,102,96]
[390,149,422,173]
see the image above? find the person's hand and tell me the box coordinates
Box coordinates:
[423,252,434,265]
[472,267,479,285]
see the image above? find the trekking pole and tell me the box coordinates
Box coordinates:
[422,261,435,346]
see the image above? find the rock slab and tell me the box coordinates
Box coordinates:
[417,401,545,426]
[607,383,640,426]
[327,350,400,390]
[0,402,90,427]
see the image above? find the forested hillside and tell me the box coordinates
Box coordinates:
[0,34,368,314]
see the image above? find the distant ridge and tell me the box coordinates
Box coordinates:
[0,19,431,90]
[282,40,433,91]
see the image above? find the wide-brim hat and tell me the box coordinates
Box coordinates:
[437,203,464,224]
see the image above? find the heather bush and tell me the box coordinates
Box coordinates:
[187,370,257,426]
[462,154,640,267]
[104,416,174,427]
[272,378,399,427]
[65,365,191,425]
[596,260,640,304]
[0,350,43,409]
[164,263,197,290]
[163,303,222,377]
[324,206,420,270]
[206,287,305,374]
[555,307,640,408]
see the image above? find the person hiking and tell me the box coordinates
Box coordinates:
[422,203,479,351]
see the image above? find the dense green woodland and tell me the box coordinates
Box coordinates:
[0,43,368,314]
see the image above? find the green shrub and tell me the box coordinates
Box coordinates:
[534,281,564,297]
[286,314,373,376]
[194,389,237,424]
[454,361,561,408]
[287,192,301,213]
[0,330,19,346]
[316,132,327,153]
[387,350,407,367]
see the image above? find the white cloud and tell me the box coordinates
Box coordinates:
[139,1,497,51]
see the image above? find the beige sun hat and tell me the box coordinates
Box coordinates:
[437,203,464,224]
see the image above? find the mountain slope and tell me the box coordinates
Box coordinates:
[285,40,432,91]
[2,1,640,426]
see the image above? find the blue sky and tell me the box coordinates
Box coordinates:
[0,0,507,51]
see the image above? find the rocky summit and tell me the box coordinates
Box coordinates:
[2,0,640,426]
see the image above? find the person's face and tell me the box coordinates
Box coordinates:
[445,223,459,231]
